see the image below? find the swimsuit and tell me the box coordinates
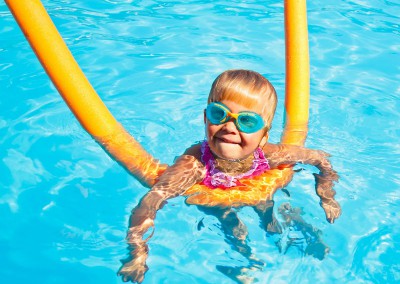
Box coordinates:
[183,141,293,207]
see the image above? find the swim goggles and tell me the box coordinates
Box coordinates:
[206,102,265,133]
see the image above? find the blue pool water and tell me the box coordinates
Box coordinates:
[1,0,399,283]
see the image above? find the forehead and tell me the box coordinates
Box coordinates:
[219,99,264,115]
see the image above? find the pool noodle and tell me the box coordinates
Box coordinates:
[281,0,310,146]
[5,0,309,198]
[5,0,167,187]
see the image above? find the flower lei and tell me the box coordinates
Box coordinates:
[201,140,270,189]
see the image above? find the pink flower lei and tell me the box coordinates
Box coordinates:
[201,140,270,189]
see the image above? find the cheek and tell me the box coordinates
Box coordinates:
[205,122,216,140]
[205,122,218,138]
[241,131,265,147]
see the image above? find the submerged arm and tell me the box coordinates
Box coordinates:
[119,154,205,283]
[263,143,341,223]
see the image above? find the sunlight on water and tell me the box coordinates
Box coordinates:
[1,0,399,283]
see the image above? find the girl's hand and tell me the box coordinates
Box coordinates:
[118,244,149,283]
[314,173,341,223]
[118,221,154,283]
[321,198,341,224]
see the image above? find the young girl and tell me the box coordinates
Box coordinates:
[118,69,341,283]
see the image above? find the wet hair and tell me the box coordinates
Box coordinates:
[207,69,277,129]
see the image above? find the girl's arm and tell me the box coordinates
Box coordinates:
[118,154,205,283]
[263,143,341,224]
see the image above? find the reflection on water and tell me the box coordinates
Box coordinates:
[1,0,399,283]
[120,198,331,283]
[277,203,329,260]
[197,202,330,283]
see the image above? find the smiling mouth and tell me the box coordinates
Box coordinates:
[217,137,239,144]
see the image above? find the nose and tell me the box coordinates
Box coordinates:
[222,118,238,133]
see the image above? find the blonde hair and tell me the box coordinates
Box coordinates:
[207,69,277,129]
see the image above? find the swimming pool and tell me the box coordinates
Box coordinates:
[1,0,399,283]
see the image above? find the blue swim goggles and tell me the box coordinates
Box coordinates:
[206,102,265,133]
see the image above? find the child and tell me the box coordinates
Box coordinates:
[118,69,341,283]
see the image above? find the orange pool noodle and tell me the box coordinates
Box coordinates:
[5,0,166,187]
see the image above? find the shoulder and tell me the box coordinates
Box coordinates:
[167,142,203,167]
[261,142,302,168]
[183,142,202,160]
[261,142,302,155]
[168,142,205,173]
[260,142,281,158]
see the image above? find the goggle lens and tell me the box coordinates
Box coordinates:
[210,106,226,122]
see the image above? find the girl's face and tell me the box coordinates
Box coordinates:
[205,100,266,160]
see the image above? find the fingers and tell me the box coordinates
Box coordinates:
[118,259,149,283]
[321,199,342,224]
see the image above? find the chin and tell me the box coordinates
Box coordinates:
[213,145,244,160]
